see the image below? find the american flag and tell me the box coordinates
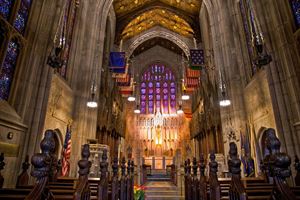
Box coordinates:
[186,68,201,78]
[190,49,205,69]
[61,125,72,176]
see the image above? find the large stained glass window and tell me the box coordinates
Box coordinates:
[0,0,15,20]
[58,0,79,78]
[140,64,177,115]
[0,39,20,100]
[13,0,32,34]
[0,0,33,101]
[290,0,300,29]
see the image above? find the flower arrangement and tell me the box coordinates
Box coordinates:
[134,185,145,200]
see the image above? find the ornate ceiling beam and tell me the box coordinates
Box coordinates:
[115,1,201,44]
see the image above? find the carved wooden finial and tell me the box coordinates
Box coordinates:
[100,149,108,178]
[31,130,55,179]
[184,160,188,174]
[127,159,131,175]
[192,157,198,176]
[209,152,218,175]
[199,154,206,176]
[0,153,5,188]
[228,142,241,175]
[16,155,30,187]
[131,160,134,175]
[121,157,126,176]
[295,155,300,186]
[112,157,118,177]
[78,144,91,176]
[187,158,191,174]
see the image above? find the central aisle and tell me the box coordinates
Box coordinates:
[144,181,184,200]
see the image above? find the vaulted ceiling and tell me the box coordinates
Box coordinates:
[132,37,184,57]
[113,0,202,43]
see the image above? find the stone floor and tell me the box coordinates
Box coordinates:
[144,181,184,200]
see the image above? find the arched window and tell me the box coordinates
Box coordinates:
[290,0,300,29]
[57,0,79,78]
[0,0,32,100]
[140,64,177,115]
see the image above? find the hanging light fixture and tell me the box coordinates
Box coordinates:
[177,105,184,114]
[134,104,141,114]
[127,96,136,102]
[181,90,190,101]
[219,91,231,107]
[87,80,98,108]
[219,70,231,107]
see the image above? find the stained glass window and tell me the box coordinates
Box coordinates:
[239,0,257,74]
[140,64,176,114]
[290,0,300,28]
[0,0,15,19]
[0,39,20,100]
[13,0,32,34]
[58,0,79,78]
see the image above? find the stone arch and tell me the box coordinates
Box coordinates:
[127,27,191,58]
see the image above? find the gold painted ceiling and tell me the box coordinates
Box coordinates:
[121,8,194,40]
[114,0,201,16]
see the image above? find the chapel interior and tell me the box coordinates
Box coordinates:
[0,0,300,199]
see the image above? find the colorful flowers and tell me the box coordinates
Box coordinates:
[134,185,146,200]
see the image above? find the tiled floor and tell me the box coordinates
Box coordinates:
[144,181,184,200]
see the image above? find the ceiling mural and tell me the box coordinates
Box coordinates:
[121,8,194,40]
[113,0,201,16]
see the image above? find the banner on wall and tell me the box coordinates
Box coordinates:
[109,52,127,73]
[189,49,205,70]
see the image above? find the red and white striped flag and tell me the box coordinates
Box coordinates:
[61,125,72,176]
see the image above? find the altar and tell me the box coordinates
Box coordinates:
[143,156,174,170]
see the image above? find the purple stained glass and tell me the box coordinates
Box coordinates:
[291,0,300,28]
[170,82,175,87]
[156,88,160,94]
[149,95,153,101]
[14,0,32,34]
[149,107,154,114]
[141,95,146,101]
[141,107,146,114]
[149,88,153,94]
[148,82,153,88]
[171,95,176,100]
[141,88,146,94]
[141,82,146,88]
[163,94,168,100]
[170,88,176,94]
[141,101,146,107]
[156,101,160,107]
[0,40,20,100]
[170,101,176,107]
[0,0,14,19]
[149,101,153,107]
[163,82,168,87]
[156,82,160,87]
[163,88,168,94]
[156,95,161,100]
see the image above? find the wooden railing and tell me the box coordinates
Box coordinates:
[74,144,91,200]
[208,152,220,200]
[261,129,296,200]
[228,142,248,200]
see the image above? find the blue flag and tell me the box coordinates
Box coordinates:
[109,52,126,73]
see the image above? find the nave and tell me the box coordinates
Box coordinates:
[0,0,300,199]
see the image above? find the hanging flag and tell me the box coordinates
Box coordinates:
[61,125,72,176]
[189,49,205,70]
[109,52,126,73]
[186,68,201,78]
[116,74,131,87]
